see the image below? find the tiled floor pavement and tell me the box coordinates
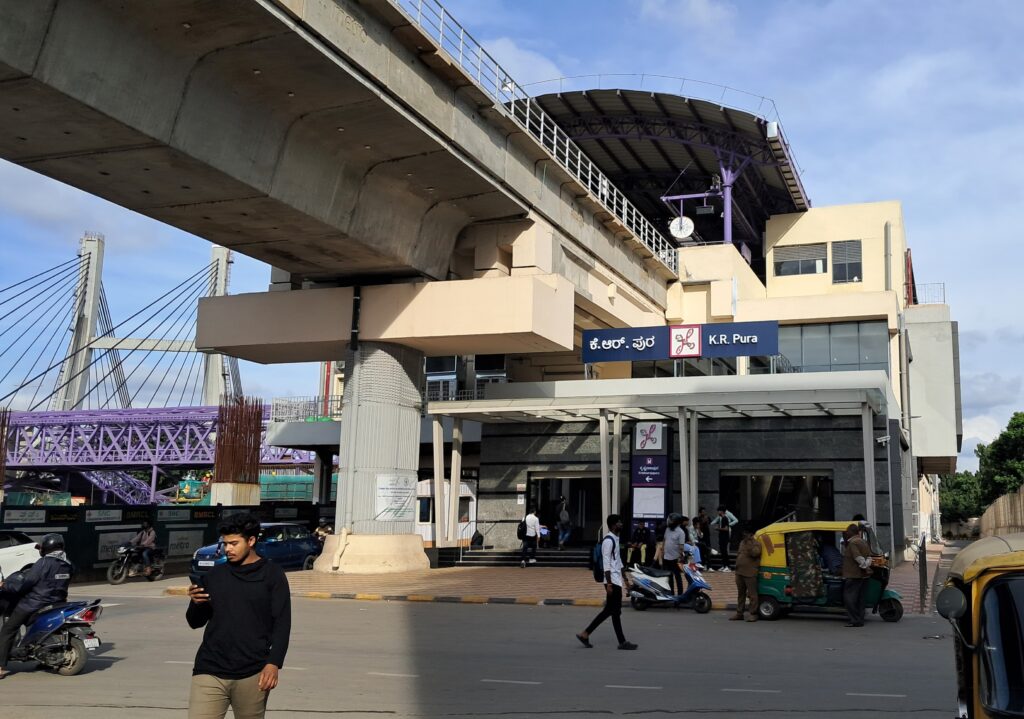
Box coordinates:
[168,542,958,612]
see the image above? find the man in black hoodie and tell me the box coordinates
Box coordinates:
[186,513,291,719]
[0,533,74,678]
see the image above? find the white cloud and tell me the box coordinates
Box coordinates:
[639,0,736,30]
[482,37,565,86]
[962,372,1022,414]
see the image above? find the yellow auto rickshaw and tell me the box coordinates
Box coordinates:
[935,533,1024,718]
[754,520,902,622]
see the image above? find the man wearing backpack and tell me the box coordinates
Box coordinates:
[519,508,541,568]
[575,514,637,651]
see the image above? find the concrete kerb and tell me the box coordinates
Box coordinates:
[164,586,728,610]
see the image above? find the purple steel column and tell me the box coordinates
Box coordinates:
[722,169,733,245]
[150,465,158,504]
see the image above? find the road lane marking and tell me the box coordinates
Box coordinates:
[481,679,541,685]
[722,688,782,694]
[368,672,419,678]
[100,603,121,608]
[606,685,662,690]
[847,692,907,698]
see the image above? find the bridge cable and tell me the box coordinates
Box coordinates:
[22,277,89,410]
[2,261,216,408]
[75,264,216,410]
[118,293,202,409]
[0,257,81,306]
[98,287,131,408]
[0,259,84,327]
[0,266,82,366]
[0,270,83,392]
[145,312,199,408]
[99,268,212,409]
[177,340,205,407]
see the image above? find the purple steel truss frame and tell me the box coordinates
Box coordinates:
[4,407,331,504]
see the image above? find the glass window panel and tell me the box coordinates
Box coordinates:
[859,322,889,365]
[802,325,830,367]
[847,262,862,282]
[830,323,859,365]
[779,326,802,367]
[418,498,432,523]
[775,260,800,276]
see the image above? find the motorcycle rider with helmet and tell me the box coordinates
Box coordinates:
[0,533,75,679]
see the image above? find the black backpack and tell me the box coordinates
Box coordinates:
[590,535,614,582]
[516,519,527,540]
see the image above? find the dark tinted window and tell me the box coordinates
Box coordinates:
[980,577,1024,715]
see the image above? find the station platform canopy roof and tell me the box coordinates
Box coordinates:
[427,372,892,424]
[531,86,810,268]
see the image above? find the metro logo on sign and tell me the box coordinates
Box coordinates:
[669,325,701,358]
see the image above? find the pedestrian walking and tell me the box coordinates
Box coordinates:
[576,514,637,650]
[841,523,873,627]
[186,512,291,719]
[730,525,761,622]
[519,508,541,567]
[710,505,739,571]
[557,497,572,550]
[662,513,686,595]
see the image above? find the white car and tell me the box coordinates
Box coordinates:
[0,530,40,580]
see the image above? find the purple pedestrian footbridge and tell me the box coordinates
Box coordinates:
[5,406,327,505]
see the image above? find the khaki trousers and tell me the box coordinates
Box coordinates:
[189,673,268,719]
[735,573,759,615]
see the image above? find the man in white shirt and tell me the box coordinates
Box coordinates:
[575,514,637,651]
[520,509,541,568]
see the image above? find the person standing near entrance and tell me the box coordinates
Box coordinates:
[695,507,712,570]
[730,525,761,622]
[576,514,637,650]
[186,512,291,719]
[710,505,739,571]
[841,523,873,627]
[662,513,686,595]
[556,497,572,550]
[520,508,541,567]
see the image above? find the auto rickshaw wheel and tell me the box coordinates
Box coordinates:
[878,597,903,623]
[757,596,782,621]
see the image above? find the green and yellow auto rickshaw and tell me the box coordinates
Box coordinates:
[754,520,903,622]
[935,533,1024,719]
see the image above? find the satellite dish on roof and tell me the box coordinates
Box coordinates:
[669,216,695,240]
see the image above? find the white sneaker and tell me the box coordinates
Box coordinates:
[529,559,537,564]
[707,567,716,572]
[721,567,732,573]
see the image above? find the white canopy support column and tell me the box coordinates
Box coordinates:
[599,409,611,531]
[861,403,878,529]
[446,417,463,546]
[431,415,447,546]
[677,407,691,516]
[611,412,623,514]
[688,410,699,517]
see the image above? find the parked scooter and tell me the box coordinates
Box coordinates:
[0,569,104,676]
[107,544,164,584]
[628,563,713,613]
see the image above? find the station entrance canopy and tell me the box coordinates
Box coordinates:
[427,372,894,549]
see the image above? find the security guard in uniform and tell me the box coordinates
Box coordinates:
[0,533,75,678]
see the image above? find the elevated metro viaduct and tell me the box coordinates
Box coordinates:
[0,0,821,570]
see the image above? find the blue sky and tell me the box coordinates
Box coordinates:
[1,0,1020,469]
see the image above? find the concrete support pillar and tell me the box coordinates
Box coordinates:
[431,415,446,546]
[861,403,878,529]
[335,341,423,534]
[599,410,611,533]
[688,410,699,516]
[611,413,623,514]
[677,407,690,516]
[312,449,334,505]
[322,341,428,573]
[447,418,463,545]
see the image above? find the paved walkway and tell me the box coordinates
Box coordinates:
[167,544,961,612]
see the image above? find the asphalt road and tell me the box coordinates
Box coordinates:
[0,580,956,719]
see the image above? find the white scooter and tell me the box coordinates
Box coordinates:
[627,562,713,613]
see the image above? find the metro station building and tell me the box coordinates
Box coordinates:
[184,4,960,565]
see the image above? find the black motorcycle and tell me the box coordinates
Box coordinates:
[106,544,164,584]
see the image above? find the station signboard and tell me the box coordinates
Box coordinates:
[581,321,778,363]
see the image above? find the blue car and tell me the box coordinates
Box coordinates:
[190,522,322,575]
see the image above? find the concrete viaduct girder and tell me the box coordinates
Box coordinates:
[0,0,670,316]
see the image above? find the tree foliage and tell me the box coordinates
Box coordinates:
[939,471,983,524]
[975,412,1024,507]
